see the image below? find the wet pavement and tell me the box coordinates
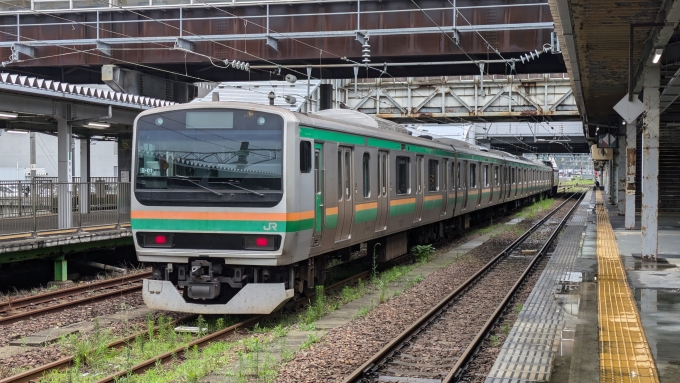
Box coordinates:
[607,204,680,381]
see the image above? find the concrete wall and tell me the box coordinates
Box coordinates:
[0,131,118,180]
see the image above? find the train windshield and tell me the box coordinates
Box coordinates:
[134,108,284,207]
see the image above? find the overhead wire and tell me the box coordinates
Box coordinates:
[412,0,565,152]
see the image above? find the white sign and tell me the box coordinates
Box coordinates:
[613,95,645,125]
[121,170,130,183]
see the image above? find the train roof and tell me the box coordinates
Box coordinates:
[137,102,551,169]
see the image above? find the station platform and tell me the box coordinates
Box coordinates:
[486,189,673,383]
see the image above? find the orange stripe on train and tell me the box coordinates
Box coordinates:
[131,210,314,221]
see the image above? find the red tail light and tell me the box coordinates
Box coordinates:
[155,235,168,245]
[244,235,277,250]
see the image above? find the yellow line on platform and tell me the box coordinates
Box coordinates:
[596,190,659,383]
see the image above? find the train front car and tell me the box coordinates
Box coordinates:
[131,103,303,314]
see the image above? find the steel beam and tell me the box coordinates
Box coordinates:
[79,137,90,214]
[641,65,660,260]
[57,118,72,229]
[0,23,554,48]
[616,132,626,214]
[625,121,637,230]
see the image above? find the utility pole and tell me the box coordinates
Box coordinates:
[29,132,36,180]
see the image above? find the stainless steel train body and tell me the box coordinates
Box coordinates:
[131,102,555,314]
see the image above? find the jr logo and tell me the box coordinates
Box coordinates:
[263,222,278,231]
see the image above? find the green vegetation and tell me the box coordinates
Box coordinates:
[411,244,435,262]
[490,335,500,347]
[501,324,511,335]
[515,304,524,314]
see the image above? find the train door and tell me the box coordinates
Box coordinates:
[335,146,354,242]
[375,151,389,233]
[440,159,449,217]
[413,155,424,222]
[312,143,324,246]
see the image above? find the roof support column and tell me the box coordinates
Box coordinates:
[616,135,626,214]
[625,121,636,230]
[79,137,90,214]
[57,118,72,229]
[641,65,660,260]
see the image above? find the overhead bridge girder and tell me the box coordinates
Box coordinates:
[342,74,579,122]
[0,1,563,81]
[102,64,197,103]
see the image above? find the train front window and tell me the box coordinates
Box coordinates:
[134,108,284,207]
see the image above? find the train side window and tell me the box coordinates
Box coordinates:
[428,159,439,192]
[470,163,477,188]
[363,153,370,198]
[314,148,321,192]
[457,162,462,189]
[512,168,515,184]
[381,153,387,196]
[344,151,351,201]
[300,141,312,173]
[337,150,342,201]
[450,162,455,190]
[396,156,410,195]
[494,166,499,186]
[483,165,489,187]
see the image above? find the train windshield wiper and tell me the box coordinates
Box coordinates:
[167,177,222,196]
[208,181,264,197]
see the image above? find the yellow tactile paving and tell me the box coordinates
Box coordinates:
[596,190,659,383]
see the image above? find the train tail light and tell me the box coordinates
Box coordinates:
[244,235,277,250]
[141,233,173,248]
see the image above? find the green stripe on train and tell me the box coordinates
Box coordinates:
[302,127,546,166]
[355,208,378,223]
[423,198,443,210]
[131,219,314,233]
[389,203,416,216]
[325,214,338,229]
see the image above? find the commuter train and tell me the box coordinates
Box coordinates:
[131,102,556,314]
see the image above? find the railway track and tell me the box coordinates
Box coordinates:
[0,196,569,382]
[0,271,151,326]
[342,191,585,383]
[0,253,411,383]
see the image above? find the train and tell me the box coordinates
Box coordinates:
[131,102,557,314]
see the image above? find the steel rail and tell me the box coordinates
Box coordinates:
[0,254,410,383]
[0,313,197,383]
[0,205,532,383]
[442,190,586,382]
[0,278,148,326]
[342,192,583,383]
[0,271,151,314]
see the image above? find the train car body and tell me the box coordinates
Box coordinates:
[131,103,555,314]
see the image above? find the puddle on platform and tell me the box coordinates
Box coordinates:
[632,288,680,377]
[622,256,677,271]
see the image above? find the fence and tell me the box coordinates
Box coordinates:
[0,180,130,236]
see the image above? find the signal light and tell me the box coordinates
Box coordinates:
[155,235,168,245]
[255,237,269,247]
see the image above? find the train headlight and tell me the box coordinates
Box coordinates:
[244,235,278,251]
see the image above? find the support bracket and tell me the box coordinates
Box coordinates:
[11,43,35,61]
[451,29,460,45]
[267,36,279,51]
[96,41,111,56]
[355,31,367,45]
[174,37,195,52]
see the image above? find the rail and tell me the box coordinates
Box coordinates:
[0,180,130,238]
[342,192,585,383]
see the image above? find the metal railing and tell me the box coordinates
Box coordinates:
[0,180,130,237]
